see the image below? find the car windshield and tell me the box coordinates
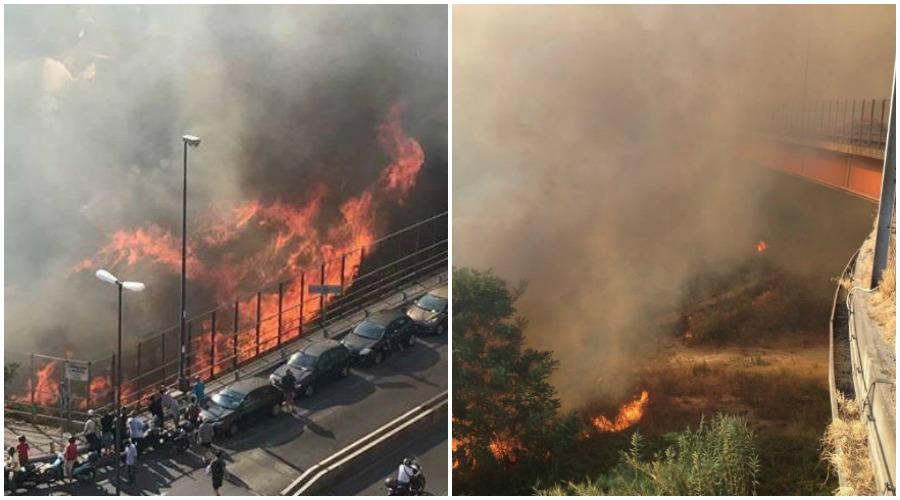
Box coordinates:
[354,321,385,340]
[416,293,446,312]
[288,352,317,370]
[211,389,244,410]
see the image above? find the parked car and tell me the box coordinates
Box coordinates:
[406,286,447,335]
[341,308,416,365]
[199,377,283,436]
[270,339,352,398]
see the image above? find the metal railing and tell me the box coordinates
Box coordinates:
[6,212,448,420]
[761,97,890,149]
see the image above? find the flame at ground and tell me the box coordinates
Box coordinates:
[592,390,650,432]
[756,240,768,253]
[29,103,426,407]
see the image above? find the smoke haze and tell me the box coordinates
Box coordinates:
[452,5,894,404]
[5,5,447,358]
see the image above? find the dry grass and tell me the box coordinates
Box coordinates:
[822,393,876,495]
[868,237,895,345]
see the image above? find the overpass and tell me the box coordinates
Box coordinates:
[745,96,890,201]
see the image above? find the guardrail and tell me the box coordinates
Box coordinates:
[281,390,447,496]
[762,98,890,149]
[6,212,447,421]
[845,271,896,496]
[830,246,896,495]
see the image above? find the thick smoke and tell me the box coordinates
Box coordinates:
[5,5,447,358]
[453,5,894,404]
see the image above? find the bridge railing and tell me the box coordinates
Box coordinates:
[5,212,448,421]
[763,98,890,149]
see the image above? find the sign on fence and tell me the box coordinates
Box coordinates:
[309,284,343,295]
[65,361,89,382]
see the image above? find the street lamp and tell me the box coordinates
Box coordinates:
[95,269,144,496]
[179,134,201,393]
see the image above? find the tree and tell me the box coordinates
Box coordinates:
[452,268,580,495]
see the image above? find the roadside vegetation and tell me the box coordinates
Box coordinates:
[822,393,876,495]
[536,415,759,496]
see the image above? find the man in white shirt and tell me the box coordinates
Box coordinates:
[83,410,100,453]
[124,439,138,483]
[126,412,146,453]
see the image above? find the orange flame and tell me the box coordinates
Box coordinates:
[32,103,427,408]
[756,240,768,253]
[592,390,650,432]
[488,436,521,463]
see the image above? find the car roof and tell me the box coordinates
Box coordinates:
[224,377,270,394]
[426,286,447,299]
[365,308,407,326]
[301,339,342,356]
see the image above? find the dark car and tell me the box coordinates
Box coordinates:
[199,377,283,436]
[341,308,416,365]
[406,286,447,335]
[269,339,351,398]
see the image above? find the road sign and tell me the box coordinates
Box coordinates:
[65,361,89,382]
[309,284,343,295]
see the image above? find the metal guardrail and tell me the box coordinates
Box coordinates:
[845,273,896,496]
[282,390,448,496]
[6,212,448,420]
[762,97,890,149]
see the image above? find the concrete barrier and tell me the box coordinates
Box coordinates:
[281,390,448,496]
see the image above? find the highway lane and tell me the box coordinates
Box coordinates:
[39,329,447,496]
[326,411,448,496]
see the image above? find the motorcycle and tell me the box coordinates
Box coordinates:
[5,463,40,492]
[384,459,425,496]
[72,452,99,483]
[160,426,190,454]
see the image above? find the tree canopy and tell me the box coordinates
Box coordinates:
[452,268,579,494]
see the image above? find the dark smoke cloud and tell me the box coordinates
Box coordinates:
[453,5,894,405]
[5,5,447,357]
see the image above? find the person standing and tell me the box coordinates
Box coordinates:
[193,377,205,402]
[127,412,147,454]
[206,451,226,496]
[280,369,296,415]
[15,436,29,467]
[148,393,164,427]
[186,396,201,429]
[100,410,115,455]
[124,439,138,483]
[197,417,214,460]
[63,436,78,482]
[161,390,180,427]
[84,410,101,453]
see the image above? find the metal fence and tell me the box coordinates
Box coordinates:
[763,97,890,148]
[6,212,448,421]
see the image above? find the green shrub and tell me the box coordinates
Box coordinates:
[537,414,760,496]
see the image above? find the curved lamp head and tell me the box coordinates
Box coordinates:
[96,269,118,285]
[121,281,146,292]
[182,135,201,148]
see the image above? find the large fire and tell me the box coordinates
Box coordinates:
[20,103,425,408]
[591,390,650,432]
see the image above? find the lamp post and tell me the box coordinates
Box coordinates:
[95,269,145,496]
[179,134,201,393]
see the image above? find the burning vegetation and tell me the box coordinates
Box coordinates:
[11,104,427,407]
[591,390,650,433]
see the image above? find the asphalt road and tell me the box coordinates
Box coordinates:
[21,329,447,496]
[327,411,448,496]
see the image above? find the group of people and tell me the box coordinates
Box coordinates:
[5,377,229,494]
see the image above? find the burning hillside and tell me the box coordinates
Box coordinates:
[12,103,427,407]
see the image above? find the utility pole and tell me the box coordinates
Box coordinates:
[871,73,896,288]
